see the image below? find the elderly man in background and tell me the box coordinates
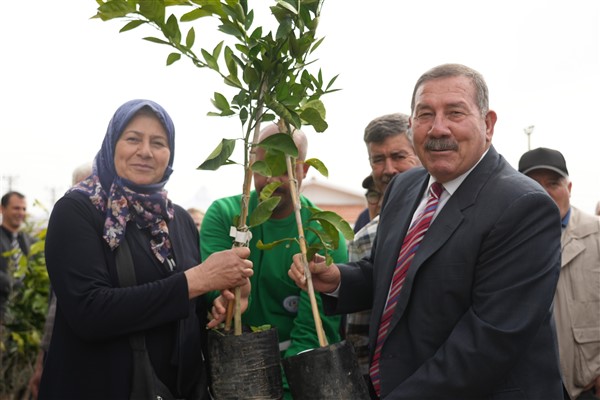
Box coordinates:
[353,113,421,233]
[519,147,600,400]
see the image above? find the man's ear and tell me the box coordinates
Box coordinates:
[301,162,310,178]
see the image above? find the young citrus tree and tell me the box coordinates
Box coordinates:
[93,0,353,337]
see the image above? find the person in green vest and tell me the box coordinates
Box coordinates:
[201,124,348,398]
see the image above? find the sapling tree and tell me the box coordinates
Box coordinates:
[93,0,354,339]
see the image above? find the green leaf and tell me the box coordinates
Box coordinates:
[239,107,248,125]
[250,324,272,332]
[224,74,243,89]
[165,0,191,5]
[310,211,355,241]
[249,197,280,227]
[305,241,325,262]
[251,160,272,177]
[242,64,259,85]
[264,149,288,176]
[181,8,213,22]
[306,15,320,31]
[119,20,145,33]
[139,0,165,24]
[326,74,339,91]
[166,52,181,65]
[143,36,170,45]
[288,32,299,59]
[213,41,224,60]
[305,226,333,251]
[258,182,282,200]
[222,2,244,21]
[316,219,340,249]
[300,107,328,132]
[185,27,195,48]
[164,14,181,43]
[95,0,136,21]
[201,49,219,71]
[304,158,328,177]
[275,0,298,15]
[256,133,298,157]
[275,17,293,40]
[265,98,298,129]
[224,46,237,76]
[211,92,230,112]
[197,138,236,170]
[256,238,292,250]
[303,99,326,117]
[218,20,244,38]
[245,8,254,30]
[29,241,45,255]
[310,36,325,54]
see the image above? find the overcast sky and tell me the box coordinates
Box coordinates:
[1,0,599,219]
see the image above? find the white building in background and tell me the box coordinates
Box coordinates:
[300,176,366,227]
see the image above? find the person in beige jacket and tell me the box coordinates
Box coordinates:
[519,147,600,400]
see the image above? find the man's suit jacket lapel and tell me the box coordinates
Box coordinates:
[379,147,502,338]
[369,172,428,333]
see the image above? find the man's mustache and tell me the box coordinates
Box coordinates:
[425,139,458,151]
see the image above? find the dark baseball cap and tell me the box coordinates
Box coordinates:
[518,147,569,178]
[362,175,375,190]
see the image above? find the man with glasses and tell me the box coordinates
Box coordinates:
[354,113,420,233]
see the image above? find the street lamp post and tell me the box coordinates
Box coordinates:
[524,125,535,150]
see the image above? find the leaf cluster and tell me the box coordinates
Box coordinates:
[93,0,338,148]
[256,207,354,265]
[1,227,49,397]
[92,0,353,261]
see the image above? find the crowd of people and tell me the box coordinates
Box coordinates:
[1,64,598,400]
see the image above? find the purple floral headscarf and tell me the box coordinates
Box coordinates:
[70,99,176,263]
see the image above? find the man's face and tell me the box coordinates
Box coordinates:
[409,76,496,183]
[367,134,420,194]
[253,146,308,219]
[526,169,572,219]
[1,195,27,232]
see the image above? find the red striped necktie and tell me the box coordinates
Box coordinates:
[369,182,444,397]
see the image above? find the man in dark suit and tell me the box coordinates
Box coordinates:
[289,63,563,399]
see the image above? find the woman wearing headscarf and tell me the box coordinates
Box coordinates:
[39,99,252,399]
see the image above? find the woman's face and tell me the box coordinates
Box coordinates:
[114,114,170,185]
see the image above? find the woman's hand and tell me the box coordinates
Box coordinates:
[185,247,253,299]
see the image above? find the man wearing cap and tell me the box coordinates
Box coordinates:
[353,113,420,233]
[519,147,600,400]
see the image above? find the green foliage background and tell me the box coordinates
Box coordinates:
[1,220,49,398]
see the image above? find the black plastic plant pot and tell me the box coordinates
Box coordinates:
[207,327,283,399]
[281,340,370,400]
